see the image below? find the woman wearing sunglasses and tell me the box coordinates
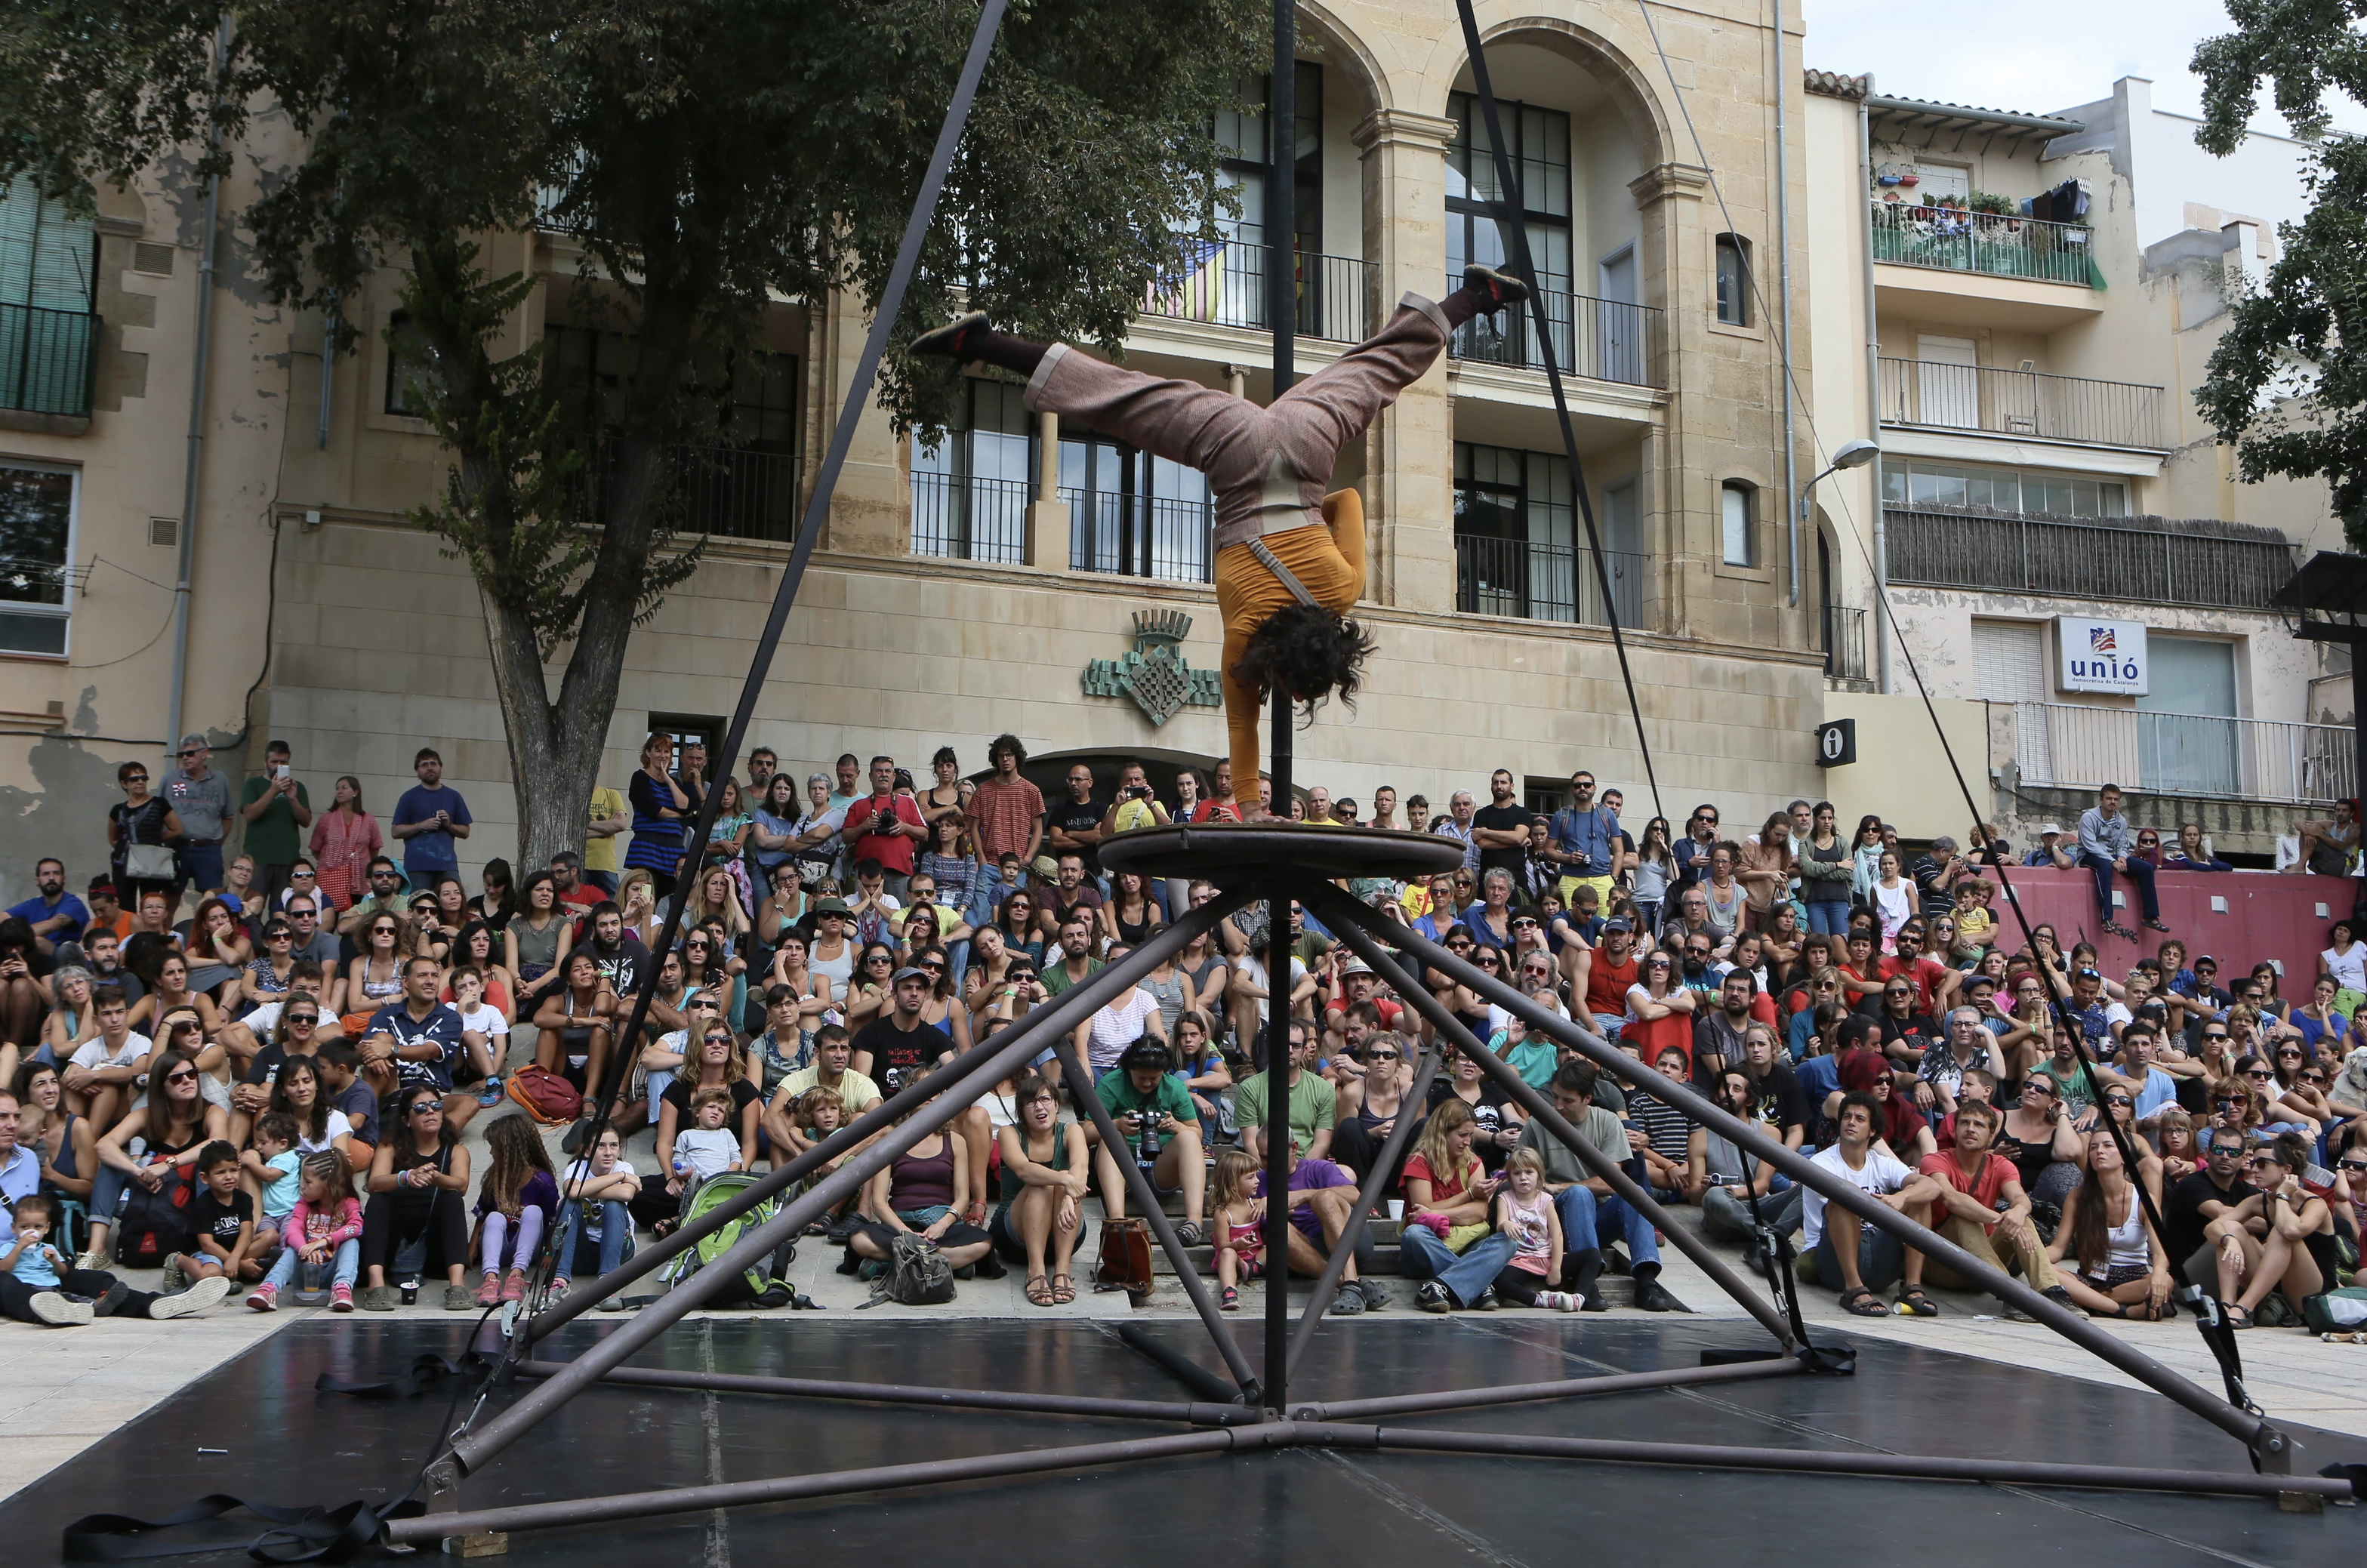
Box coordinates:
[81,1049,227,1268]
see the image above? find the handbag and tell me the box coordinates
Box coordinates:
[125,843,177,882]
[1093,1216,1154,1298]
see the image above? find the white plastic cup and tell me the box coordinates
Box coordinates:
[1386,1200,1405,1221]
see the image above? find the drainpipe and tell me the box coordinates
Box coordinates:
[166,14,231,756]
[1774,0,1800,609]
[1858,76,1890,694]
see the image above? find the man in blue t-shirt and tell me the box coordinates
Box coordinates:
[360,956,481,1128]
[8,858,87,956]
[390,748,472,879]
[1546,772,1621,905]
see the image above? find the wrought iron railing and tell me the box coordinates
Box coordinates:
[0,302,98,417]
[569,439,803,544]
[1142,239,1373,343]
[2003,701,2353,806]
[1823,605,1869,682]
[1062,487,1213,584]
[1878,358,2165,449]
[911,470,1028,565]
[1453,534,1645,629]
[1885,506,2296,611]
[1445,277,1665,388]
[1871,203,2096,287]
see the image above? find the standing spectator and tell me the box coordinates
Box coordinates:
[1795,802,1852,937]
[1046,763,1108,884]
[846,757,926,898]
[10,858,85,958]
[236,741,314,902]
[584,776,630,896]
[108,759,183,912]
[1674,804,1723,887]
[2078,784,2166,941]
[165,735,235,898]
[1195,760,1244,823]
[390,749,473,887]
[1910,835,1968,922]
[1431,790,1479,873]
[624,732,694,901]
[1470,769,1533,885]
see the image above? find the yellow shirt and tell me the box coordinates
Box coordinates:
[1110,798,1162,835]
[585,787,628,873]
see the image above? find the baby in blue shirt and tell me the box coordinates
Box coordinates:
[240,1113,304,1257]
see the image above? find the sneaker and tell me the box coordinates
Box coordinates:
[548,1278,571,1303]
[246,1284,279,1312]
[1330,1283,1367,1316]
[1460,263,1531,310]
[500,1269,529,1305]
[76,1249,109,1272]
[91,1279,132,1318]
[475,1274,502,1308]
[600,1295,630,1312]
[2041,1285,2078,1312]
[356,1286,400,1312]
[329,1283,354,1313]
[1219,1285,1240,1311]
[911,310,991,360]
[1416,1280,1453,1314]
[1634,1278,1685,1314]
[1543,1291,1580,1313]
[1472,1287,1499,1311]
[444,1284,476,1311]
[150,1277,231,1320]
[478,1076,504,1107]
[159,1255,186,1293]
[1355,1279,1391,1311]
[28,1292,93,1326]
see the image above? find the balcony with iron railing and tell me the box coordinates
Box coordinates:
[1444,276,1666,389]
[1885,505,2297,611]
[1453,534,1645,629]
[1878,358,2165,450]
[1142,239,1374,343]
[1871,203,2097,288]
[569,439,803,544]
[1063,487,1214,584]
[0,302,99,420]
[911,470,1028,565]
[2002,701,2353,807]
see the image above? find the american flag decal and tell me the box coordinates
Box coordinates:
[2088,627,2116,653]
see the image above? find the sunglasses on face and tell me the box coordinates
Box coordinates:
[286,1012,318,1024]
[2245,1069,2273,1079]
[163,1070,197,1084]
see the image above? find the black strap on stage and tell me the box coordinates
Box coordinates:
[61,1496,424,1563]
[313,1350,491,1399]
[1449,0,1663,822]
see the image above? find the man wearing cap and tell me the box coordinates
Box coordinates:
[1572,917,1641,1040]
[2077,784,2167,941]
[1321,955,1403,1034]
[165,734,234,896]
[851,966,956,1096]
[1093,1036,1208,1242]
[2023,825,2076,870]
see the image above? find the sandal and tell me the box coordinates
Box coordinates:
[2224,1303,2255,1329]
[1025,1274,1056,1308]
[1050,1273,1076,1305]
[1893,1286,1940,1318]
[1839,1285,1888,1317]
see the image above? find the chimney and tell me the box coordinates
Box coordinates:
[2222,220,2267,290]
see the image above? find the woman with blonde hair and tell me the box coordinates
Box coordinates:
[1399,1098,1513,1313]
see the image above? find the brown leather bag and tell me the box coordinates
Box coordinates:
[1094,1216,1154,1298]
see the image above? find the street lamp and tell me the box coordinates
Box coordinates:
[1792,439,1880,607]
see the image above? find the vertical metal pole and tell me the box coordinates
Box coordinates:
[1261,0,1297,1414]
[2350,633,2367,815]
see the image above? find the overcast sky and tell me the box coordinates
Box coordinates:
[1801,0,2365,136]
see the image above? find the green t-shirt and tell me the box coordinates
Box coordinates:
[1502,1037,1558,1089]
[239,775,313,866]
[1513,1103,1628,1188]
[1231,1068,1336,1153]
[1042,957,1104,998]
[1095,1070,1196,1151]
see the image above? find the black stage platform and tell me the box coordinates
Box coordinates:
[9,1318,2360,1564]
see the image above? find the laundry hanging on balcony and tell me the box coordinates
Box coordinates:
[2021,178,2091,225]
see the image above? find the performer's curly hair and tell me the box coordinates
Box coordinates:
[1232,602,1378,717]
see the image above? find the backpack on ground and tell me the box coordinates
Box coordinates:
[880,1231,955,1305]
[2303,1286,2367,1335]
[114,1163,195,1268]
[506,1064,583,1126]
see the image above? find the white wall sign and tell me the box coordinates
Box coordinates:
[2055,616,2148,695]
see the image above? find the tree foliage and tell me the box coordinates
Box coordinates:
[2191,1,2367,537]
[0,0,1262,860]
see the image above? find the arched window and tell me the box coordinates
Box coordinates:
[1721,480,1756,566]
[1715,233,1752,326]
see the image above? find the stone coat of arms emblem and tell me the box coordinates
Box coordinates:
[1082,609,1222,727]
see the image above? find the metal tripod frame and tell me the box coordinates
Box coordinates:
[387,824,2347,1552]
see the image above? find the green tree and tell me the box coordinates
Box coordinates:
[0,0,1260,864]
[2191,2,2367,536]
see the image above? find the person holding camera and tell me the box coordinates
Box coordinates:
[1099,762,1171,841]
[845,757,926,901]
[1090,1037,1207,1245]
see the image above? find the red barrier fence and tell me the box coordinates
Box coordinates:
[1975,867,2358,990]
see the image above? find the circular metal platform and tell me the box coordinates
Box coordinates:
[1097,822,1466,882]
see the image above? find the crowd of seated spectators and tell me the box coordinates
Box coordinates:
[2,729,2359,1334]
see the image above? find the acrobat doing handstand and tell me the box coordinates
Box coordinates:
[914,264,1528,818]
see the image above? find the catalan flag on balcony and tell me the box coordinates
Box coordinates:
[1148,237,1227,323]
